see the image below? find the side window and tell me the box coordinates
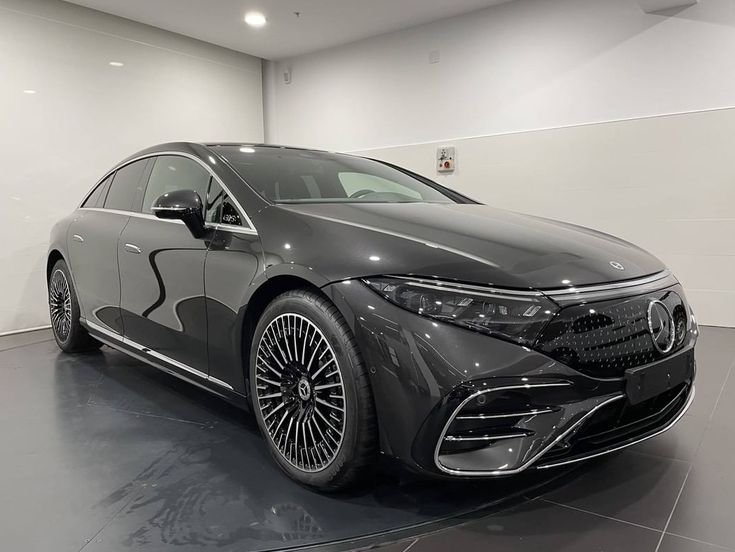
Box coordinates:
[81,174,113,208]
[142,156,211,214]
[204,178,242,227]
[104,160,149,211]
[205,178,225,223]
[221,197,243,226]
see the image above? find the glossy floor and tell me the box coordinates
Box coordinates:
[0,327,733,552]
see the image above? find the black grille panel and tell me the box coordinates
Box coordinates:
[535,286,688,378]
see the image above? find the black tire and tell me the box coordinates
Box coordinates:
[249,289,377,491]
[48,259,102,353]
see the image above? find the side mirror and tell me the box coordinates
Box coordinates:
[151,189,205,238]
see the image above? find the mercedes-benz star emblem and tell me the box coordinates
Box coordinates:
[297,378,311,401]
[609,261,625,271]
[647,299,675,354]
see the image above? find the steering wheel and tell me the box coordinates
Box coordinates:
[349,189,375,199]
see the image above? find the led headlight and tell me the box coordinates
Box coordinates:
[364,276,558,346]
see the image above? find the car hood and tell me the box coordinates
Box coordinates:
[254,202,666,290]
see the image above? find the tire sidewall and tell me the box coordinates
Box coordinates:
[249,292,362,489]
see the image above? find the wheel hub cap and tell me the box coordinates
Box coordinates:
[297,378,311,401]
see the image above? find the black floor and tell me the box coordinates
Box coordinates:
[1,326,733,552]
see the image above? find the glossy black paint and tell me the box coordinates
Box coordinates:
[48,141,694,478]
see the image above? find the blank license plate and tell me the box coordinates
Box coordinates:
[625,350,694,405]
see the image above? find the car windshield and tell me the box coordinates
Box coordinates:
[211,145,456,204]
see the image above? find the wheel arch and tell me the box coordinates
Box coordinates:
[240,275,327,387]
[46,249,65,282]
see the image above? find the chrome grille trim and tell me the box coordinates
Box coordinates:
[456,407,556,420]
[537,385,695,470]
[444,432,530,442]
[434,380,576,476]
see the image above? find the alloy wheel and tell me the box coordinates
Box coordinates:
[49,269,72,342]
[255,313,346,472]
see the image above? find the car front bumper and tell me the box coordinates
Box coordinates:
[323,279,697,477]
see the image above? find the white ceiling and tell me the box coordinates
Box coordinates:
[64,0,514,60]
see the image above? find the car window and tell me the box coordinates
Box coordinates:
[81,174,113,208]
[338,172,422,200]
[104,159,148,211]
[211,146,455,204]
[205,178,242,227]
[142,156,211,214]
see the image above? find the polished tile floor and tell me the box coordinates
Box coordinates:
[1,326,733,552]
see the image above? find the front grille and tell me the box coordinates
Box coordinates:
[535,286,688,378]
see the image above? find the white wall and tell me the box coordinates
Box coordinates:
[0,0,263,334]
[264,0,735,327]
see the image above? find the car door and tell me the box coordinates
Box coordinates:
[68,158,151,334]
[117,154,215,375]
[203,180,262,391]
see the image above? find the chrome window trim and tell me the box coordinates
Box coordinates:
[536,385,695,470]
[77,150,258,234]
[78,207,259,236]
[85,320,234,391]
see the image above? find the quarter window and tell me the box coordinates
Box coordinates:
[81,174,113,208]
[104,159,149,211]
[142,156,211,214]
[205,179,243,227]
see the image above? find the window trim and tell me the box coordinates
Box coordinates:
[78,151,257,235]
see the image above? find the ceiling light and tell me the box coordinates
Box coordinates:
[244,12,267,27]
[239,146,255,153]
[109,61,124,67]
[23,89,37,95]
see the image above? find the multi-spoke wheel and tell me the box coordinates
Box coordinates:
[250,289,377,491]
[48,259,101,352]
[49,269,72,343]
[256,313,346,472]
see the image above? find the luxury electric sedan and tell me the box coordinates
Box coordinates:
[47,142,697,490]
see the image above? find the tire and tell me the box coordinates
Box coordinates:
[249,289,377,491]
[48,259,102,353]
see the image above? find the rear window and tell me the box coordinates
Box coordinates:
[212,146,455,204]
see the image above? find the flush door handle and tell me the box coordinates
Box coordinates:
[124,243,141,254]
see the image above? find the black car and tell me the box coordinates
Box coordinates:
[47,142,697,490]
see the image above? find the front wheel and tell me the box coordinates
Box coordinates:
[250,289,377,491]
[48,259,101,353]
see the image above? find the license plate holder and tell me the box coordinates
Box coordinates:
[625,350,694,405]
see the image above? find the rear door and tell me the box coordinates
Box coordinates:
[68,159,151,334]
[117,154,215,375]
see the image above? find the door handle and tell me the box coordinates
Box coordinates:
[124,243,142,254]
[72,234,84,243]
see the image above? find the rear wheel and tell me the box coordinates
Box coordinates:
[250,289,377,491]
[48,259,101,353]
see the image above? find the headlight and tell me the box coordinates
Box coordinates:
[364,276,558,346]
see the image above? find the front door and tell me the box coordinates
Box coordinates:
[117,155,215,374]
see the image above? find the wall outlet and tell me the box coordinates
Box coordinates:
[437,146,455,173]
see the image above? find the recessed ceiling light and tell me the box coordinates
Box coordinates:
[244,11,267,27]
[109,61,124,67]
[23,89,37,95]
